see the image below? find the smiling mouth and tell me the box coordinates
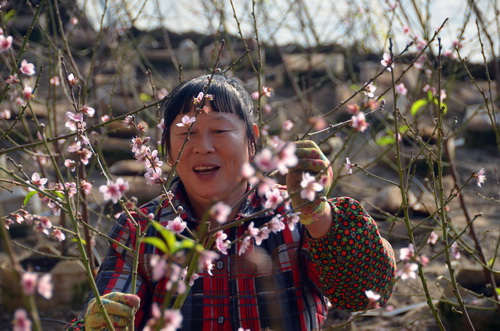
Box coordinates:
[193,165,220,175]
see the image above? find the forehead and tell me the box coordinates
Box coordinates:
[172,110,244,128]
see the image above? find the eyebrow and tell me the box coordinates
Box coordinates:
[207,113,230,120]
[203,113,239,124]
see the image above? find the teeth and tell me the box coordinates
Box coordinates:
[194,166,216,171]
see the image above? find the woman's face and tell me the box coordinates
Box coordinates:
[169,109,252,212]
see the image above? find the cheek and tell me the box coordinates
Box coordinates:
[228,141,251,163]
[168,138,183,163]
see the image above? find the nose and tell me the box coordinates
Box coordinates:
[192,131,215,154]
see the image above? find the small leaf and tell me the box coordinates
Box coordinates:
[172,239,196,254]
[54,191,65,200]
[376,136,396,146]
[432,98,448,114]
[496,288,500,296]
[141,237,168,253]
[149,221,176,251]
[398,125,409,134]
[139,93,152,102]
[157,144,164,155]
[5,10,16,22]
[24,191,37,205]
[411,99,428,116]
[72,238,86,245]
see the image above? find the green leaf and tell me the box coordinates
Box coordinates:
[398,125,409,134]
[411,99,428,116]
[4,10,16,22]
[172,239,196,254]
[432,98,448,114]
[24,191,38,205]
[157,144,164,155]
[141,237,168,253]
[72,238,86,245]
[149,221,176,251]
[139,93,152,102]
[496,288,500,296]
[376,135,396,146]
[54,191,65,200]
[144,221,197,254]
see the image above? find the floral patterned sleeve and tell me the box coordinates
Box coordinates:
[306,197,397,311]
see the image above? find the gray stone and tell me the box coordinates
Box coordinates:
[464,104,499,147]
[175,39,200,69]
[282,53,344,75]
[369,185,417,215]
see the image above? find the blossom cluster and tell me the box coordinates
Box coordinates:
[143,304,183,331]
[251,85,273,100]
[4,169,92,240]
[124,115,166,186]
[6,173,91,241]
[64,103,96,167]
[3,58,37,107]
[192,91,214,113]
[99,178,129,204]
[398,243,430,280]
[253,138,298,175]
[21,271,53,299]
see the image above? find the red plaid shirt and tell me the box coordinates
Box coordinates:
[69,178,396,330]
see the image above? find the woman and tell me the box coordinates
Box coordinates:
[67,74,396,330]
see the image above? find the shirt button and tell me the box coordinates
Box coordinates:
[217,316,225,324]
[216,261,224,269]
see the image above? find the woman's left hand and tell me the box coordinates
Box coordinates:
[286,140,333,225]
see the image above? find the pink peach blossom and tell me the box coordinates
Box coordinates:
[210,201,232,224]
[21,272,37,295]
[300,172,323,201]
[351,112,369,132]
[19,60,35,76]
[176,115,196,127]
[381,53,394,71]
[167,216,187,234]
[13,309,31,331]
[0,34,13,52]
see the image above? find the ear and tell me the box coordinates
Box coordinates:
[252,123,260,138]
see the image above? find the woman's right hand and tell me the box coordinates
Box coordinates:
[84,292,140,330]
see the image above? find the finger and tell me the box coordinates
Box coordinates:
[294,147,324,160]
[88,299,137,317]
[86,312,130,329]
[289,158,329,173]
[293,140,319,150]
[101,292,141,310]
[293,140,327,158]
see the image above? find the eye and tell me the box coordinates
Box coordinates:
[177,130,193,137]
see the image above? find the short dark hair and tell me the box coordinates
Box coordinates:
[161,74,258,159]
